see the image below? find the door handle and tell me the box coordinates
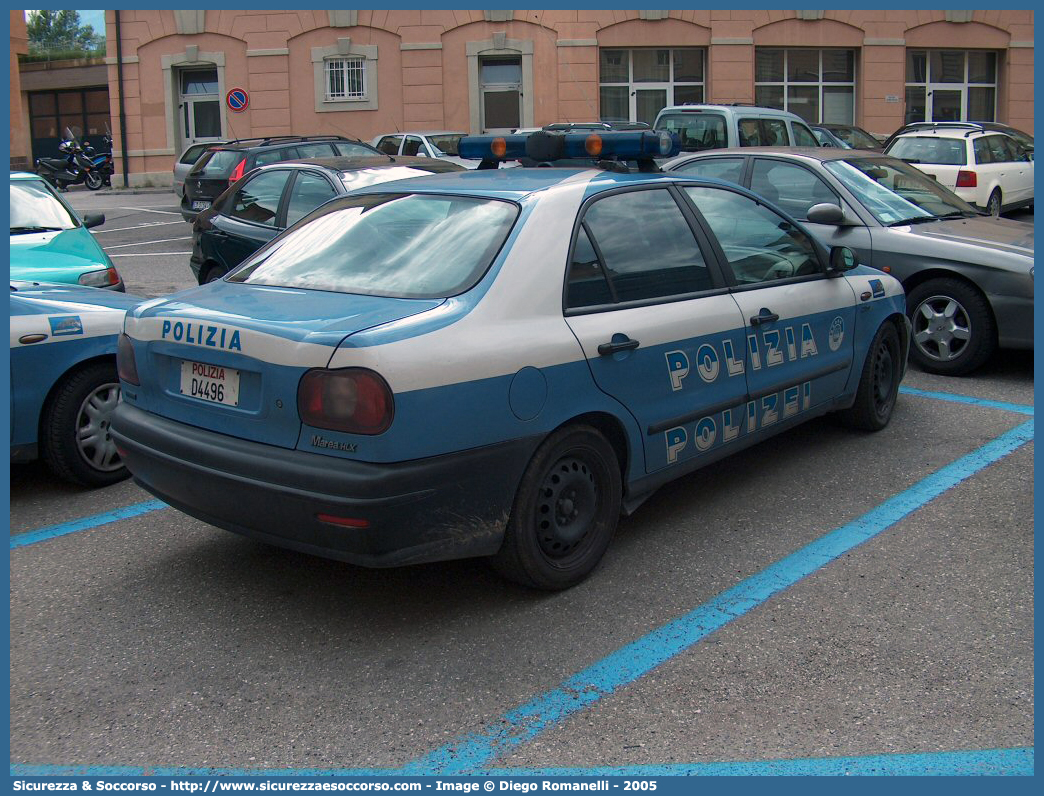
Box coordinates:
[750,309,779,326]
[597,336,640,356]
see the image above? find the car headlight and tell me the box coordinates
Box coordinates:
[78,266,121,288]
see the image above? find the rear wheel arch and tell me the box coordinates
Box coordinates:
[555,411,630,482]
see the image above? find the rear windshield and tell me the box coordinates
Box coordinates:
[179,143,215,165]
[229,193,519,299]
[189,149,244,177]
[655,112,727,151]
[886,137,967,166]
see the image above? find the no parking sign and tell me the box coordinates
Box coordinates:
[226,87,249,112]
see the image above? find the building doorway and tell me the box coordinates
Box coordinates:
[178,67,222,145]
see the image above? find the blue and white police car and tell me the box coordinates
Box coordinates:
[112,131,909,590]
[11,281,144,487]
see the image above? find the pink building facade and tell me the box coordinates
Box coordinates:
[104,9,1034,187]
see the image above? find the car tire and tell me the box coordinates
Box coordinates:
[986,188,1002,217]
[84,171,104,191]
[41,360,129,488]
[837,321,901,431]
[907,278,995,376]
[492,425,621,590]
[202,265,229,284]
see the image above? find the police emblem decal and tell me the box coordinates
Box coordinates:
[828,316,844,351]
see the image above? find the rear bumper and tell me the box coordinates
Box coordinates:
[111,403,539,567]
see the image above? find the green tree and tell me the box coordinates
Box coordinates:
[26,10,105,57]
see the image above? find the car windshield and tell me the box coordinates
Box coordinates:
[427,134,463,156]
[229,193,519,299]
[10,180,78,233]
[833,127,880,149]
[824,158,978,225]
[885,136,967,165]
[655,112,727,151]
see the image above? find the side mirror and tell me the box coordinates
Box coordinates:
[828,246,858,274]
[806,203,845,225]
[82,213,105,229]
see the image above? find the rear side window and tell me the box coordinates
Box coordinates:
[567,188,713,308]
[886,137,967,166]
[740,118,789,147]
[670,157,745,184]
[230,194,519,299]
[655,112,727,151]
[984,135,1012,163]
[190,149,242,177]
[376,135,402,155]
[254,149,289,167]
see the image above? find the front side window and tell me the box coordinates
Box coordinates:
[293,143,338,159]
[791,123,819,147]
[230,194,518,299]
[427,134,464,156]
[229,170,291,227]
[755,48,856,124]
[750,159,839,221]
[684,186,820,284]
[567,189,713,308]
[284,172,338,228]
[325,57,366,101]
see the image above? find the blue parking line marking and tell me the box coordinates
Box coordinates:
[405,419,1034,774]
[9,500,167,550]
[899,386,1034,415]
[9,747,1034,777]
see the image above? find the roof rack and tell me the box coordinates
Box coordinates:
[222,134,356,147]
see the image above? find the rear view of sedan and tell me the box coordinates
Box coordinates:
[189,156,465,284]
[113,132,907,590]
[664,148,1033,375]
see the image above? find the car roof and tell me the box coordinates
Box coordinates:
[658,104,805,118]
[10,171,44,181]
[892,128,985,140]
[214,136,361,151]
[346,167,696,202]
[257,155,463,173]
[666,146,895,163]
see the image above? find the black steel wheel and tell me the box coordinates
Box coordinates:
[202,265,229,284]
[838,321,901,431]
[492,425,621,590]
[907,277,994,376]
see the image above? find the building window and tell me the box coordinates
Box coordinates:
[324,57,366,101]
[311,41,379,113]
[904,50,996,123]
[599,48,705,126]
[754,48,855,125]
[29,88,110,159]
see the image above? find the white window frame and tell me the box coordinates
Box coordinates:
[311,41,379,113]
[598,48,706,124]
[754,48,857,125]
[904,49,997,124]
[324,56,367,102]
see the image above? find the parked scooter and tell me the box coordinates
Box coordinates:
[35,136,105,191]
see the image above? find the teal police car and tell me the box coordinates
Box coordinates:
[111,131,909,590]
[11,281,144,486]
[10,172,124,290]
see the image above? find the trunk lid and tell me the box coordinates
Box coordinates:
[124,281,443,448]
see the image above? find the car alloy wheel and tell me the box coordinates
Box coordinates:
[907,278,994,376]
[986,189,1002,217]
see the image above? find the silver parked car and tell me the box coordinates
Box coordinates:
[664,147,1033,375]
[173,141,227,198]
[370,131,474,168]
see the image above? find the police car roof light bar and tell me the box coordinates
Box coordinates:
[459,130,680,169]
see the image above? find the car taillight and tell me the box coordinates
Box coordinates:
[228,158,247,185]
[78,266,120,288]
[117,333,140,385]
[298,368,394,435]
[955,170,977,188]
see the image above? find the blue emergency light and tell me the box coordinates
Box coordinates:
[458,130,680,167]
